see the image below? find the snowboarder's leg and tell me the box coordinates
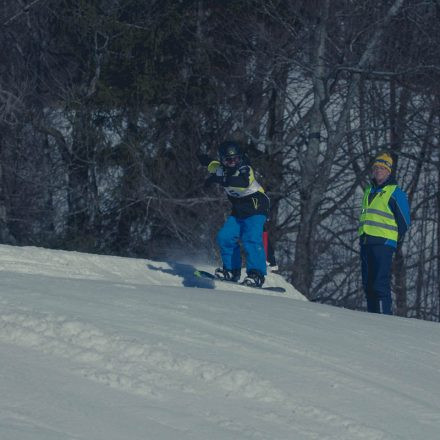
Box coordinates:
[217,216,242,271]
[241,215,267,276]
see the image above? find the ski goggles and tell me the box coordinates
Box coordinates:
[222,155,241,166]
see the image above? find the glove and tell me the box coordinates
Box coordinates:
[204,174,224,189]
[197,153,212,166]
[207,160,221,173]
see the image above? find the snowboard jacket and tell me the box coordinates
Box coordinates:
[205,158,270,219]
[359,176,410,248]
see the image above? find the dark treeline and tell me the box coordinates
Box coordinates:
[1,0,439,320]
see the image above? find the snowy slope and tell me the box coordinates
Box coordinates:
[1,245,440,440]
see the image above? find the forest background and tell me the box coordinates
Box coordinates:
[1,0,439,321]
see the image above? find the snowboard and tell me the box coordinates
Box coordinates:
[194,270,286,293]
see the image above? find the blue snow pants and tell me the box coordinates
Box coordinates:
[217,215,267,276]
[360,244,395,315]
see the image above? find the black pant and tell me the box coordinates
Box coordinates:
[360,244,395,314]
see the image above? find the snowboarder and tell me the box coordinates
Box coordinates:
[358,152,410,315]
[199,140,270,287]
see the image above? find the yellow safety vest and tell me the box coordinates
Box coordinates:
[358,184,398,241]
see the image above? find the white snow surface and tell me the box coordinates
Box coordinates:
[0,244,439,440]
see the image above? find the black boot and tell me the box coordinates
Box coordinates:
[215,267,241,282]
[242,270,265,287]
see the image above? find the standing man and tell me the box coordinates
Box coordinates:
[358,152,410,315]
[200,140,270,287]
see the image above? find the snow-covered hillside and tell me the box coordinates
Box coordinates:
[1,245,439,440]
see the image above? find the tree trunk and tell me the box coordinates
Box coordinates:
[437,166,440,321]
[290,0,328,296]
[66,109,98,247]
[0,137,16,244]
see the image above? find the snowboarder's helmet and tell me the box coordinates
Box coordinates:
[218,141,243,167]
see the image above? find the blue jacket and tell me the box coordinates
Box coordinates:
[360,176,410,248]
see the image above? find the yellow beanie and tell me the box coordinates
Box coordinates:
[373,153,393,173]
